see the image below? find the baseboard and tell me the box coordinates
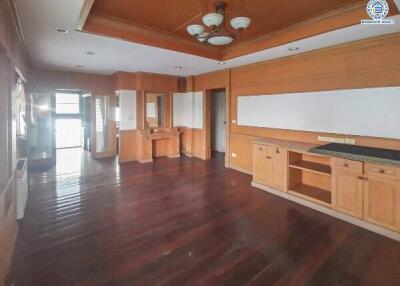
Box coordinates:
[118,156,136,163]
[229,165,253,175]
[137,159,153,164]
[167,154,181,159]
[251,181,400,242]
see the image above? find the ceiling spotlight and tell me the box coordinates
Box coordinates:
[76,65,84,68]
[86,51,96,55]
[219,62,226,65]
[174,66,183,70]
[288,47,300,52]
[56,27,68,34]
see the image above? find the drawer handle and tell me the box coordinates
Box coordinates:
[379,169,385,174]
[259,147,263,151]
[266,156,272,159]
[344,163,349,167]
[275,148,280,154]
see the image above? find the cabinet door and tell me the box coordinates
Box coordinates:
[270,147,288,192]
[253,144,270,185]
[332,169,364,218]
[364,177,400,231]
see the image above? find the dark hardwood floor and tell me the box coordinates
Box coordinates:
[7,148,400,286]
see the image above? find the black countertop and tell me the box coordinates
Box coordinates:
[310,143,400,166]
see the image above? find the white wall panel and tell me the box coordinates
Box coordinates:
[173,92,204,129]
[237,87,400,139]
[118,90,137,130]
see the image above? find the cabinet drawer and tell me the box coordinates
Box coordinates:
[365,163,400,181]
[332,158,363,174]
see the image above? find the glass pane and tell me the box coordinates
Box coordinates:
[95,96,109,153]
[29,93,53,160]
[56,93,80,114]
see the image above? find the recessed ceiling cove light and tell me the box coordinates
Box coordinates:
[219,62,226,65]
[56,27,68,34]
[174,66,183,70]
[288,47,300,52]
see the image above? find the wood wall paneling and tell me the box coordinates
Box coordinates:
[30,69,114,95]
[113,72,136,91]
[228,33,400,173]
[119,130,137,163]
[0,0,29,80]
[0,50,18,286]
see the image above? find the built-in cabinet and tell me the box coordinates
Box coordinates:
[252,143,287,191]
[363,163,400,231]
[252,140,400,235]
[332,158,364,218]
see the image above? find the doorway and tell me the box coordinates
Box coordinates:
[54,92,84,149]
[210,89,227,154]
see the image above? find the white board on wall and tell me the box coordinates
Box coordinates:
[173,92,204,129]
[118,90,137,130]
[237,87,400,139]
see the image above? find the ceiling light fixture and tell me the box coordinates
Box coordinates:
[288,47,300,52]
[174,66,183,70]
[86,51,96,55]
[76,65,84,68]
[56,27,68,34]
[186,1,251,46]
[219,62,226,65]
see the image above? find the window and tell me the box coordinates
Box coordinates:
[56,93,80,114]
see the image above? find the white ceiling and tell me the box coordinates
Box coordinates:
[15,0,400,76]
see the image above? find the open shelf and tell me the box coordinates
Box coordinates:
[289,184,332,207]
[289,160,331,176]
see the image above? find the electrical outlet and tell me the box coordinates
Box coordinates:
[318,136,356,145]
[231,153,237,158]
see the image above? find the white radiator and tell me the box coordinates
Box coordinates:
[16,158,28,220]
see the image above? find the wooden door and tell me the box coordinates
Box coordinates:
[270,146,287,192]
[253,144,270,185]
[332,169,364,218]
[364,176,400,231]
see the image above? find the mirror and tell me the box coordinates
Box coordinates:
[145,93,165,128]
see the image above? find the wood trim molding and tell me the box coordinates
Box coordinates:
[83,13,223,60]
[222,1,398,60]
[76,0,95,30]
[395,0,400,10]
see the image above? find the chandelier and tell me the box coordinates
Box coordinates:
[186,1,251,46]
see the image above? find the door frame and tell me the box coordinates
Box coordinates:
[204,87,230,167]
[91,94,117,159]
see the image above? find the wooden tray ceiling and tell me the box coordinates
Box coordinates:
[83,0,399,60]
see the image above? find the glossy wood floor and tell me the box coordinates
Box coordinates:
[7,148,400,286]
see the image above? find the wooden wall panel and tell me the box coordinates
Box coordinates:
[0,51,18,286]
[0,0,29,79]
[228,33,400,173]
[193,70,230,91]
[137,72,179,92]
[113,72,136,91]
[30,68,114,95]
[118,130,137,163]
[0,180,18,286]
